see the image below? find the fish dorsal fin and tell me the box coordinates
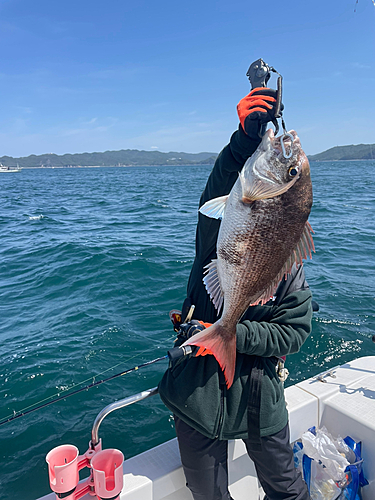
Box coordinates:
[287,221,315,266]
[251,221,315,306]
[250,282,278,306]
[203,259,224,313]
[199,195,229,220]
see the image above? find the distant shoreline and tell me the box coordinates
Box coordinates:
[3,143,374,168]
[309,158,375,162]
[7,157,375,170]
[22,164,216,169]
[19,158,374,169]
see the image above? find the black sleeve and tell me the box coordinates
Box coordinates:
[185,127,261,322]
[199,126,261,207]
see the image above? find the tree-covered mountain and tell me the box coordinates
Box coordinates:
[0,149,218,168]
[308,144,375,161]
[2,142,374,168]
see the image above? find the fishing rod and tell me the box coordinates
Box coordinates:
[0,302,198,429]
[0,354,168,427]
[0,341,193,428]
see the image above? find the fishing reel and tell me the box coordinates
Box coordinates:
[247,58,293,159]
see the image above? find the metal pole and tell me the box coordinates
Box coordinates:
[91,387,159,447]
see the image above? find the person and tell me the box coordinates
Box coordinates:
[158,86,313,500]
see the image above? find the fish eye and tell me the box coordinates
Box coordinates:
[288,167,298,177]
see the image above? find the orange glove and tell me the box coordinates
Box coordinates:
[197,321,212,329]
[237,87,281,139]
[193,322,214,357]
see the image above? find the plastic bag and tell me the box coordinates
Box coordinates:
[309,459,341,500]
[301,427,350,482]
[294,427,368,500]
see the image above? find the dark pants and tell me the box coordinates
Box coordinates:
[174,416,311,500]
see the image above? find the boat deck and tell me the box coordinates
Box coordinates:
[39,356,375,500]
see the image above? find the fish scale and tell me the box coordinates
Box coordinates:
[182,129,314,388]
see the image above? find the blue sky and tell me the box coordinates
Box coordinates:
[0,0,374,157]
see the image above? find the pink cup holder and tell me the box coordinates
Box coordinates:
[91,449,124,500]
[46,444,123,500]
[46,444,79,494]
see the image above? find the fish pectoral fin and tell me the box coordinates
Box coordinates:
[182,324,237,388]
[199,195,229,220]
[240,170,299,202]
[203,259,224,313]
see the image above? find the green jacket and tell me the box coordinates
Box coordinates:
[158,126,313,440]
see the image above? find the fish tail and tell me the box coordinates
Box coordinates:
[182,322,237,389]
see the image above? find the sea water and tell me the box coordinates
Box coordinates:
[0,162,374,500]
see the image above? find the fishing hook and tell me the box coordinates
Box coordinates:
[280,132,294,159]
[269,68,294,159]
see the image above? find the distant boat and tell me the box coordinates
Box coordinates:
[0,163,22,172]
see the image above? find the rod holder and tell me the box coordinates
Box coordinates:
[46,444,123,500]
[91,449,124,500]
[46,387,158,499]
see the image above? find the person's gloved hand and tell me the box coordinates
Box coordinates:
[237,87,282,139]
[178,320,206,341]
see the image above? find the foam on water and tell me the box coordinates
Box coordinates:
[28,215,45,220]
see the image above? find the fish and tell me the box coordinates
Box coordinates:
[182,129,314,388]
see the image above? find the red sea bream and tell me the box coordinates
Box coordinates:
[182,129,314,388]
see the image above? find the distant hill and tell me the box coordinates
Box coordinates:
[0,149,218,168]
[2,142,374,168]
[308,143,375,161]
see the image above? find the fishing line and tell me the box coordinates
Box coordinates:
[0,354,167,427]
[0,333,176,428]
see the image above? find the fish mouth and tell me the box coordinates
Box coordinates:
[240,128,305,202]
[266,129,301,157]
